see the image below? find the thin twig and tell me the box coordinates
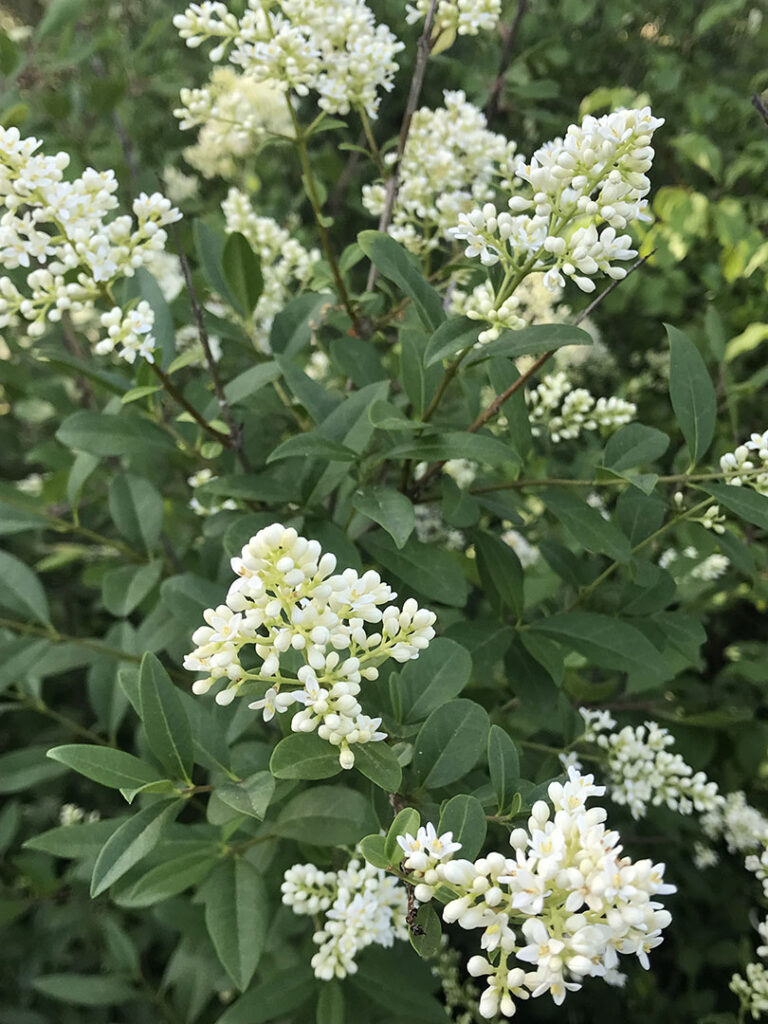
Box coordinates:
[410,253,652,493]
[148,361,231,445]
[752,93,768,129]
[174,235,252,471]
[366,0,439,293]
[485,0,530,122]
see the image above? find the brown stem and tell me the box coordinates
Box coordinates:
[752,93,768,129]
[485,0,530,122]
[148,361,231,445]
[174,236,251,471]
[366,0,439,293]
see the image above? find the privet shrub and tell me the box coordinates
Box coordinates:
[0,1,767,1023]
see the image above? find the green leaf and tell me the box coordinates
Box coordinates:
[266,433,357,464]
[438,793,487,860]
[409,903,443,959]
[424,317,483,366]
[24,819,126,859]
[412,699,489,789]
[475,530,524,619]
[603,423,670,472]
[47,744,163,791]
[274,785,376,845]
[385,807,421,863]
[0,746,69,794]
[0,31,20,76]
[0,549,50,625]
[358,832,391,869]
[222,231,263,318]
[194,220,240,311]
[542,488,632,562]
[666,323,716,464]
[701,483,768,530]
[317,979,345,1024]
[216,771,275,819]
[108,474,164,553]
[160,573,223,624]
[216,964,315,1024]
[353,742,402,791]
[352,486,414,549]
[56,411,175,457]
[399,328,438,418]
[114,848,217,907]
[202,858,268,991]
[529,612,673,682]
[465,323,593,365]
[269,733,343,781]
[36,0,88,39]
[358,231,445,331]
[360,531,468,607]
[224,362,281,405]
[91,799,182,897]
[270,293,330,357]
[139,653,194,782]
[102,561,162,617]
[32,974,137,1006]
[388,431,519,467]
[487,726,520,815]
[349,947,447,1024]
[400,637,472,723]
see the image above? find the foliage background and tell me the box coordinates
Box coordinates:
[0,1,767,1023]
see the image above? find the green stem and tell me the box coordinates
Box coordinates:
[469,465,767,495]
[285,101,361,333]
[10,691,110,745]
[148,361,231,445]
[358,106,385,173]
[422,343,476,423]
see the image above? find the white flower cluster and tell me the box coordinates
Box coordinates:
[701,791,768,855]
[174,0,403,119]
[580,709,722,820]
[59,803,100,826]
[449,107,663,294]
[175,67,291,180]
[731,854,768,1018]
[184,523,436,768]
[282,852,408,979]
[222,187,320,350]
[501,529,539,568]
[398,768,674,1019]
[0,126,180,360]
[720,431,768,495]
[527,370,635,443]
[187,468,238,517]
[414,504,466,552]
[362,91,515,254]
[175,323,223,368]
[405,0,502,37]
[658,546,730,583]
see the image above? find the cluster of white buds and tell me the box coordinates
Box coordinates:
[720,431,768,494]
[174,0,403,119]
[397,768,674,1019]
[59,803,100,826]
[175,67,291,180]
[446,107,662,344]
[184,523,436,768]
[222,187,320,351]
[527,370,635,443]
[414,504,466,552]
[362,91,515,255]
[694,502,727,534]
[501,529,539,568]
[731,849,768,1019]
[405,0,502,37]
[187,468,238,517]
[579,709,722,820]
[282,851,408,979]
[658,546,730,583]
[701,791,768,855]
[0,126,180,358]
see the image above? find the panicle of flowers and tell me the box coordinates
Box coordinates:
[701,791,768,855]
[730,852,768,1019]
[527,370,635,443]
[184,523,436,768]
[414,504,466,552]
[579,709,722,820]
[362,90,515,255]
[448,107,662,292]
[282,850,408,979]
[658,546,730,583]
[175,67,292,180]
[405,0,502,37]
[222,187,320,350]
[720,430,768,494]
[397,768,674,1019]
[174,0,403,119]
[187,468,238,517]
[0,126,180,361]
[501,529,539,568]
[59,803,100,826]
[430,938,483,1024]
